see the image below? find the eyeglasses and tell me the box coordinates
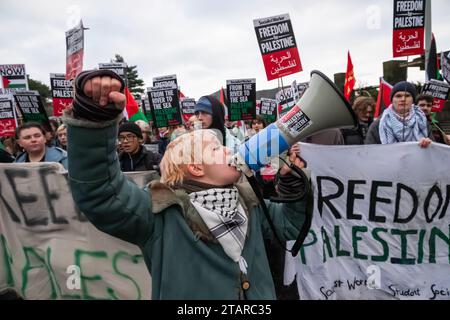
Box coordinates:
[118,134,137,142]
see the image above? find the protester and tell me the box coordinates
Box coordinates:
[170,124,188,141]
[156,126,171,156]
[118,122,162,172]
[302,129,344,145]
[56,124,68,150]
[416,94,450,145]
[246,116,267,140]
[341,96,375,145]
[186,115,198,132]
[194,95,241,153]
[134,119,152,144]
[63,70,309,300]
[0,139,15,163]
[14,122,68,169]
[45,119,60,147]
[365,81,433,147]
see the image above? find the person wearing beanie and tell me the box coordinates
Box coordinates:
[365,81,433,147]
[118,122,162,172]
[194,95,242,153]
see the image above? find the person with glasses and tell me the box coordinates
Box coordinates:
[118,122,162,172]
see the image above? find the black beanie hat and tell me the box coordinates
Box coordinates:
[118,122,143,139]
[390,81,417,101]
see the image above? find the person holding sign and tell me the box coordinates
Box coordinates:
[63,70,309,299]
[416,94,450,145]
[14,122,68,169]
[365,81,433,147]
[194,95,242,154]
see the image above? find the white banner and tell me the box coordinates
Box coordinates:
[0,163,157,300]
[286,143,450,300]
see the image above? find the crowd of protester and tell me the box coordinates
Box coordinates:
[1,79,450,300]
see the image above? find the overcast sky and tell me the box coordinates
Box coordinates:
[1,0,449,100]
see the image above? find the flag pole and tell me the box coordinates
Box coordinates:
[425,0,432,81]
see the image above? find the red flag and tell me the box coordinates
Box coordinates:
[344,51,355,101]
[374,78,393,119]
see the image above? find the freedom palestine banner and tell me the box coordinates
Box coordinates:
[284,143,450,300]
[226,78,256,121]
[66,21,84,80]
[0,163,155,299]
[153,74,178,89]
[13,91,50,127]
[0,64,28,91]
[50,73,74,117]
[147,85,182,128]
[180,98,196,123]
[393,0,426,58]
[0,94,17,137]
[254,14,302,81]
[421,79,450,112]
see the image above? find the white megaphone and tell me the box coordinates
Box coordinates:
[232,70,357,176]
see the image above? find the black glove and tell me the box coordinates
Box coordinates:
[72,70,125,122]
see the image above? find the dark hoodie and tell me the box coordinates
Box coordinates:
[204,96,227,146]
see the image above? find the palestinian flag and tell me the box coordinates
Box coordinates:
[374,78,393,119]
[1,75,27,89]
[426,33,443,81]
[124,87,148,123]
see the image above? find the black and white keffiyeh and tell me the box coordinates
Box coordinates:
[189,187,249,273]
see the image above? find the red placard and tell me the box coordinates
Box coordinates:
[393,29,425,58]
[0,119,16,137]
[53,98,73,117]
[431,98,446,113]
[66,49,84,80]
[261,48,302,81]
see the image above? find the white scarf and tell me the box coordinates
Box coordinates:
[189,188,249,274]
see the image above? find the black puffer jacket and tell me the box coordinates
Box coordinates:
[119,145,162,172]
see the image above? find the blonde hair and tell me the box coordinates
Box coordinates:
[160,130,217,187]
[56,124,66,134]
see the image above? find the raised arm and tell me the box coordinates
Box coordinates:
[64,70,154,247]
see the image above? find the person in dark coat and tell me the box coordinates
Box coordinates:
[118,122,162,172]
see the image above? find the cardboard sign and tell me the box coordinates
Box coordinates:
[147,85,182,128]
[0,64,28,91]
[254,14,302,81]
[13,91,50,127]
[393,0,426,57]
[50,73,74,117]
[421,79,450,112]
[66,21,84,80]
[0,94,17,137]
[98,63,127,83]
[226,79,256,121]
